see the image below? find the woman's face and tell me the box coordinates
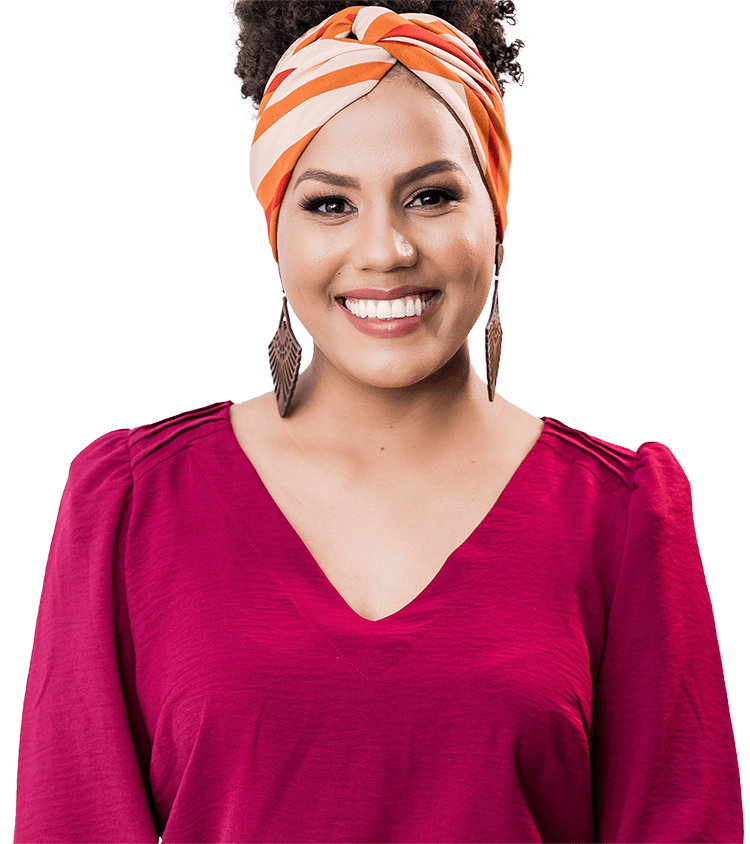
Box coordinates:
[276,67,498,392]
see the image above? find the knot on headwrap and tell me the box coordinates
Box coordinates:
[250,4,511,262]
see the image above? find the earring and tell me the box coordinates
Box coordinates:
[484,246,503,402]
[268,295,302,418]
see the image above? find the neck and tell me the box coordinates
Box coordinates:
[284,343,502,470]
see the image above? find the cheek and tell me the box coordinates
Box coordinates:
[276,243,354,353]
[433,223,495,294]
[431,187,497,291]
[276,207,341,303]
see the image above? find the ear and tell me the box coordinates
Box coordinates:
[495,241,504,271]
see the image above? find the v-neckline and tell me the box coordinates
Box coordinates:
[215,402,553,631]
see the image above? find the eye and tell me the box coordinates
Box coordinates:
[408,188,459,209]
[300,194,354,216]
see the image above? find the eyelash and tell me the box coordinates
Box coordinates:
[299,186,460,215]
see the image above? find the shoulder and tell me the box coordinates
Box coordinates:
[64,428,133,519]
[541,416,689,506]
[127,400,233,480]
[53,429,134,564]
[68,400,234,491]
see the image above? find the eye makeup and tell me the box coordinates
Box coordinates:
[299,185,463,215]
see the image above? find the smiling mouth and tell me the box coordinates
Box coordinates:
[336,291,440,320]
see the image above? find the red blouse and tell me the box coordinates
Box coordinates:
[14,401,743,842]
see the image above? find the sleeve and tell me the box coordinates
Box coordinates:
[14,431,159,844]
[593,441,743,843]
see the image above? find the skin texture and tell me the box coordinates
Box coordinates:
[231,66,543,620]
[278,65,498,398]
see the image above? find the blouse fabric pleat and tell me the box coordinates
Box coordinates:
[14,401,743,843]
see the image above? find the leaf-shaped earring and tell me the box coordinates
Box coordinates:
[268,296,302,418]
[484,252,503,402]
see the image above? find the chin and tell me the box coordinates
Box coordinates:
[328,356,427,391]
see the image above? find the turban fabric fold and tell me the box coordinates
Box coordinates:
[250,4,511,262]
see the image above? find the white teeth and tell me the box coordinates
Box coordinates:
[342,293,438,320]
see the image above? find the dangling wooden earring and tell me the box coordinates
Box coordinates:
[484,245,503,402]
[268,296,302,418]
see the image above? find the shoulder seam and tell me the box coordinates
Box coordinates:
[126,401,231,479]
[125,427,135,480]
[537,437,634,505]
[131,426,229,483]
[68,428,132,477]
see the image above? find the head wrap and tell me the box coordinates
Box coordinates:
[250,4,511,262]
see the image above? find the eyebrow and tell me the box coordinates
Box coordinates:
[292,159,464,192]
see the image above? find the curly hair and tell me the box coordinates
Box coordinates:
[233,0,524,108]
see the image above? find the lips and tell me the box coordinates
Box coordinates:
[336,285,438,301]
[335,290,440,338]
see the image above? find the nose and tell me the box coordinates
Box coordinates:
[350,204,417,273]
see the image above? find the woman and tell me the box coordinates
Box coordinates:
[14,1,743,842]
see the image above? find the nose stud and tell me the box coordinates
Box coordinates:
[395,234,415,260]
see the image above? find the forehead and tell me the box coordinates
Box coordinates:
[290,69,479,181]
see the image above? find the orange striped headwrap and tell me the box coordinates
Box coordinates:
[250,4,511,262]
